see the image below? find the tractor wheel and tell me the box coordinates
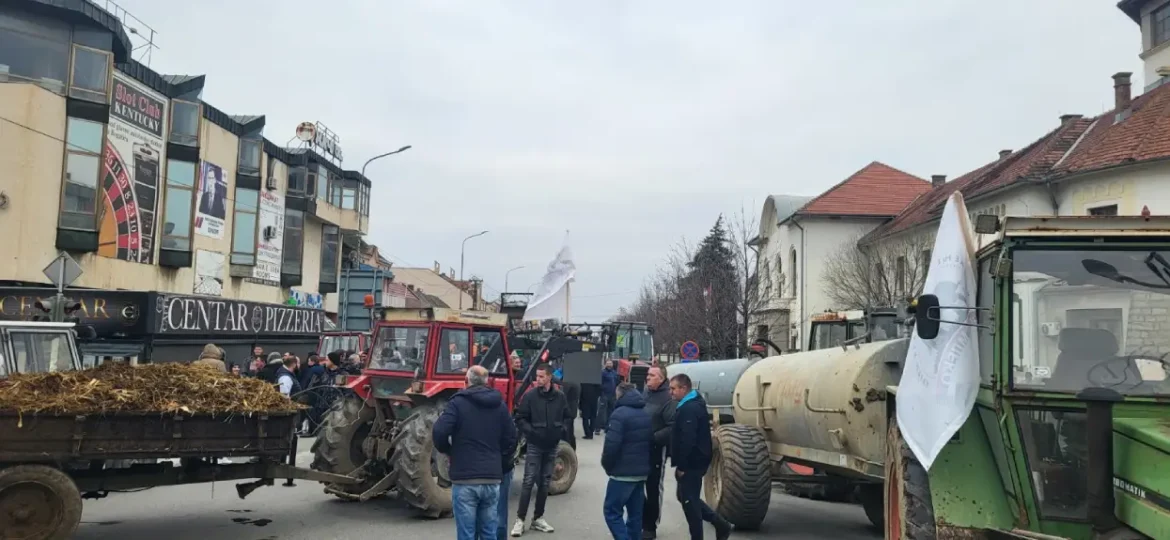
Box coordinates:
[0,465,83,540]
[704,424,771,531]
[311,394,378,499]
[885,420,936,540]
[859,483,884,529]
[391,403,452,518]
[548,440,578,496]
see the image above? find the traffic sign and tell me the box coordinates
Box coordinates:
[680,340,700,360]
[43,251,83,290]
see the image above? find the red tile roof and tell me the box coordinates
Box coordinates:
[1052,82,1170,177]
[793,162,931,218]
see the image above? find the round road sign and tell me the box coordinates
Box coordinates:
[680,340,700,360]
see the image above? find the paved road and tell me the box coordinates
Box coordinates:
[77,435,880,539]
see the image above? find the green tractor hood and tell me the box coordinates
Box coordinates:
[1112,417,1170,539]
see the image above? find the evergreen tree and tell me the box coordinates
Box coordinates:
[683,216,740,358]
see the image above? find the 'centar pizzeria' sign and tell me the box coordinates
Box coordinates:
[153,294,325,335]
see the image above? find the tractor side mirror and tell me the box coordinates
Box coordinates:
[914,294,941,340]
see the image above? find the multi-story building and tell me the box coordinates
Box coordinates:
[1119,0,1170,91]
[0,0,373,365]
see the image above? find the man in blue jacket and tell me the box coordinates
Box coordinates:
[432,365,519,540]
[597,359,619,435]
[670,373,731,540]
[601,382,653,540]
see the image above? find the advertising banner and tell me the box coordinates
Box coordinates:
[248,190,284,286]
[194,249,225,297]
[152,293,325,336]
[195,161,228,238]
[97,72,168,264]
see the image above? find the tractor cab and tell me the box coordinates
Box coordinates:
[317,331,370,359]
[610,321,654,389]
[807,307,905,351]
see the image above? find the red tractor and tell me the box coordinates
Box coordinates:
[310,307,580,516]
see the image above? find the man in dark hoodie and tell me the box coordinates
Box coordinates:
[601,382,652,540]
[511,364,570,536]
[433,365,518,540]
[670,373,731,540]
[641,365,677,539]
[597,359,619,435]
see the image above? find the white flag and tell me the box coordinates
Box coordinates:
[523,236,576,322]
[896,192,980,470]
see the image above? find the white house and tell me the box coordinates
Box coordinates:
[1118,0,1170,91]
[751,162,932,351]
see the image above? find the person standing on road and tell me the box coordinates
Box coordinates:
[579,379,600,440]
[670,373,732,540]
[641,366,676,539]
[432,365,518,540]
[192,343,227,372]
[601,382,652,540]
[597,359,619,435]
[512,364,569,536]
[497,433,517,540]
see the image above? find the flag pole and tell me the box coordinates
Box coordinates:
[565,281,572,323]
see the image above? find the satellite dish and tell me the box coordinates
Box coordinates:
[295,122,316,142]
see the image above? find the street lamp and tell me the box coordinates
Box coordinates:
[504,265,525,291]
[360,145,412,179]
[459,230,489,309]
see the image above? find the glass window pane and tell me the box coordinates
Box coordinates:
[233,212,257,254]
[239,139,261,171]
[289,167,306,193]
[342,188,356,210]
[235,188,259,211]
[66,117,103,154]
[62,152,99,226]
[170,100,200,146]
[10,331,74,373]
[0,27,69,88]
[162,185,193,249]
[317,172,328,201]
[167,159,196,188]
[438,328,471,373]
[70,46,109,94]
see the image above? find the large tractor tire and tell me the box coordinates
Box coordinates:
[391,403,452,518]
[885,420,936,540]
[704,424,772,531]
[548,440,578,496]
[0,465,83,540]
[311,394,378,499]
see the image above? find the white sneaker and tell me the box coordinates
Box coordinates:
[531,517,554,533]
[511,519,526,537]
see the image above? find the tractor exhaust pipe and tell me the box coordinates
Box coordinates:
[1076,387,1123,533]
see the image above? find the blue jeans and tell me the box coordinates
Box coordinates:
[603,478,645,540]
[496,468,513,540]
[452,483,500,540]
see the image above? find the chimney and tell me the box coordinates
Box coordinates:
[931,174,946,187]
[1113,72,1132,111]
[999,149,1012,159]
[1060,113,1083,124]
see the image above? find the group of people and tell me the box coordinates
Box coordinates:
[432,361,733,540]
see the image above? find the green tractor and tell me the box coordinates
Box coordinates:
[886,215,1170,539]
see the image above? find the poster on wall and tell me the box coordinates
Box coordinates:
[194,161,228,238]
[194,249,225,297]
[97,72,168,264]
[247,190,284,286]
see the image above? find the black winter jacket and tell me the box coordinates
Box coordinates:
[601,391,653,478]
[516,385,571,450]
[670,391,713,473]
[432,386,518,483]
[642,383,677,448]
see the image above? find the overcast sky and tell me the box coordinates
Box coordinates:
[119,0,1140,321]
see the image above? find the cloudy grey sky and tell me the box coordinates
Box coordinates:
[119,0,1140,320]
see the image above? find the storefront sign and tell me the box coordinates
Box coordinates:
[0,288,148,335]
[153,294,325,335]
[311,122,343,163]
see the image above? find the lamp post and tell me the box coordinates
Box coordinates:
[504,265,525,292]
[360,145,412,179]
[459,230,489,309]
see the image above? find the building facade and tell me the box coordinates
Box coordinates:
[0,0,373,363]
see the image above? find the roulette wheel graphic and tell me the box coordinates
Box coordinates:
[97,142,157,263]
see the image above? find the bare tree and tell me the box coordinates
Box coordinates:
[728,204,762,352]
[822,234,933,310]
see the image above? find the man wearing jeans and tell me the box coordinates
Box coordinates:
[432,366,518,540]
[512,364,570,536]
[670,373,732,540]
[601,383,652,540]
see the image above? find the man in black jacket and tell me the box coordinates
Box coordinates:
[670,373,731,540]
[641,365,676,539]
[432,366,518,540]
[511,364,569,536]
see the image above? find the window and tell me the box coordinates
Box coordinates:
[161,160,196,251]
[439,328,471,373]
[1016,409,1088,520]
[1154,3,1170,48]
[288,166,307,195]
[68,44,111,103]
[370,325,429,372]
[342,187,356,210]
[231,188,259,265]
[756,324,769,340]
[9,331,75,373]
[238,138,261,176]
[282,208,305,274]
[474,329,506,374]
[306,169,317,198]
[58,117,104,230]
[360,184,370,216]
[0,11,70,93]
[1088,204,1118,216]
[330,182,343,207]
[896,256,907,295]
[789,249,798,296]
[977,257,994,383]
[316,165,330,202]
[169,100,200,146]
[320,224,340,284]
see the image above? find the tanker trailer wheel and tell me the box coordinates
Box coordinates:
[391,403,453,518]
[310,394,378,499]
[858,483,884,530]
[885,420,936,540]
[548,440,578,496]
[0,465,82,540]
[704,424,771,530]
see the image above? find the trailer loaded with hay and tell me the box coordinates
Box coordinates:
[0,321,361,540]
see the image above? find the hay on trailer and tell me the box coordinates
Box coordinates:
[0,362,304,415]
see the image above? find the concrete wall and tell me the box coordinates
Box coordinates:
[391,267,475,309]
[1138,0,1170,89]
